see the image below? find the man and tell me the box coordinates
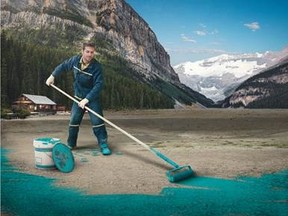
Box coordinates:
[46,42,111,155]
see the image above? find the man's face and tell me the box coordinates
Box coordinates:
[82,46,95,63]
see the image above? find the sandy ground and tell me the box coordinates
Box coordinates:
[1,108,288,195]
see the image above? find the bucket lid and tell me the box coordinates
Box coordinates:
[52,143,75,173]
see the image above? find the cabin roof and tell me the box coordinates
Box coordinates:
[22,94,56,105]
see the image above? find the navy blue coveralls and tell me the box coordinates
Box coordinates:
[52,55,108,148]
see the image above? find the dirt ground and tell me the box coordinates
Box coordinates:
[1,108,288,195]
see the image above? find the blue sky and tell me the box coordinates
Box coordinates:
[125,0,288,65]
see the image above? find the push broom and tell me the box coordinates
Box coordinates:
[50,84,195,182]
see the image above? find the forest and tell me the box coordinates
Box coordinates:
[1,31,174,113]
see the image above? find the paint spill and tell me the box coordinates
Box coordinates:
[91,150,100,156]
[1,148,287,216]
[80,158,88,163]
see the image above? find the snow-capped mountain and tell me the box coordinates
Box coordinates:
[173,48,288,102]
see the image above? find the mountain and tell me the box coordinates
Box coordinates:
[174,49,288,102]
[1,0,214,107]
[221,57,288,108]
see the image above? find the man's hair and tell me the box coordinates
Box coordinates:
[82,42,96,50]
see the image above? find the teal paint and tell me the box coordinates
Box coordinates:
[34,148,54,152]
[91,150,100,156]
[1,148,288,216]
[80,158,88,163]
[33,137,61,145]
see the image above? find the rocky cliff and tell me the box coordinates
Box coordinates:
[1,0,179,82]
[222,57,288,108]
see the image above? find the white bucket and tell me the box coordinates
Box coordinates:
[33,137,61,169]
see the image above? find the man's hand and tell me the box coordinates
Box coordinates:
[46,75,55,86]
[78,98,89,109]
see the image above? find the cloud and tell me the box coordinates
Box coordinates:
[199,23,207,28]
[181,34,196,43]
[195,30,207,36]
[168,48,227,55]
[210,41,221,46]
[210,29,219,35]
[194,23,219,36]
[195,29,219,36]
[244,22,260,31]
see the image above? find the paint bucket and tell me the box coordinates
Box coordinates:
[33,137,61,169]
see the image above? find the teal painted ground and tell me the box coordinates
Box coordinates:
[1,148,288,216]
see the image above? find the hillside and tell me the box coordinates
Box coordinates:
[1,0,214,108]
[222,57,288,108]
